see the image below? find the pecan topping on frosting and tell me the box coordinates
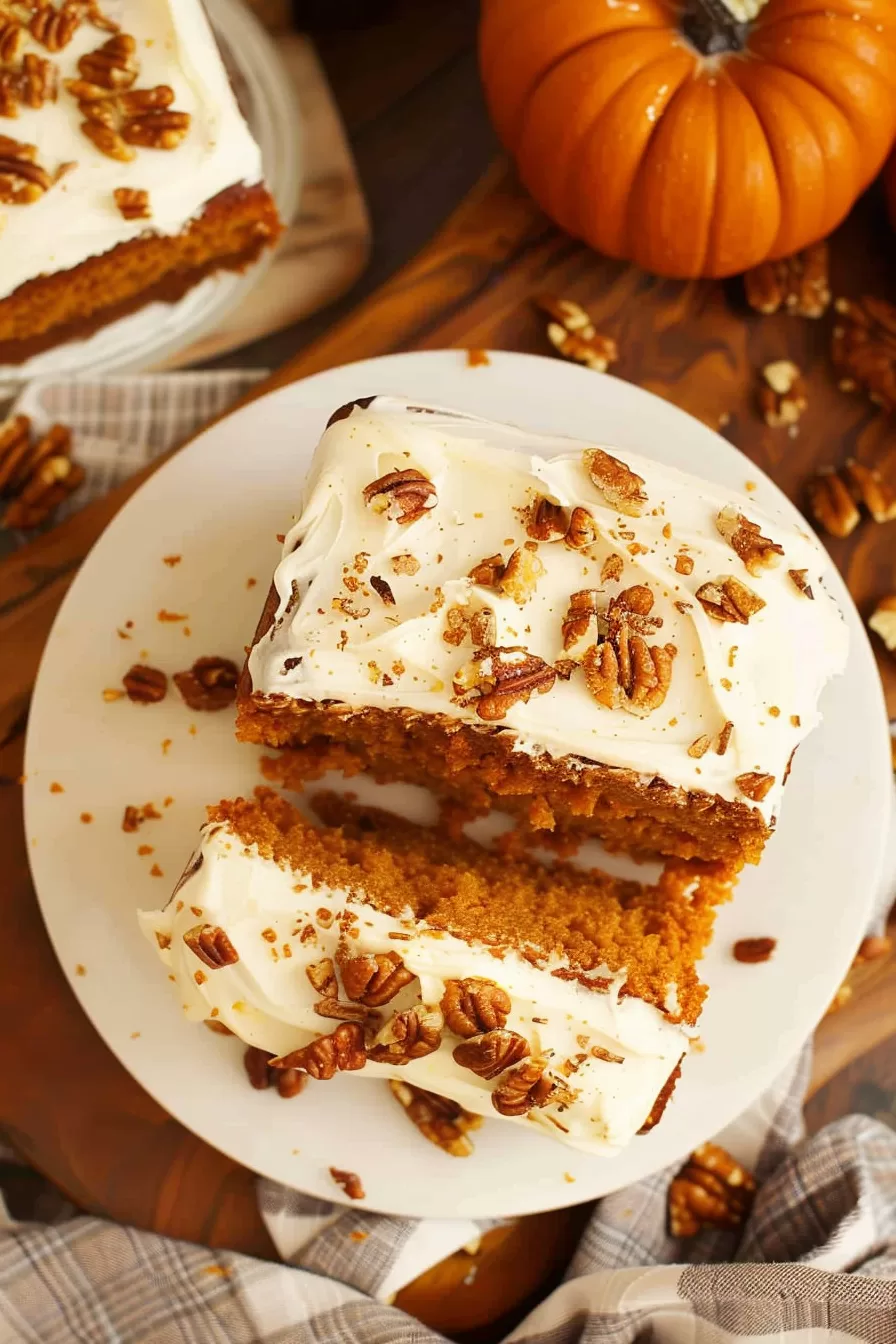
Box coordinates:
[122,107,191,150]
[0,20,24,66]
[270,1022,366,1079]
[78,32,138,89]
[695,576,765,624]
[600,553,624,583]
[363,467,436,524]
[30,5,80,51]
[453,646,556,721]
[367,1005,443,1065]
[735,771,776,802]
[788,569,814,599]
[441,977,510,1037]
[565,505,598,549]
[468,553,505,586]
[561,589,601,659]
[453,1029,530,1079]
[715,506,784,576]
[0,136,52,205]
[114,186,150,219]
[583,586,674,717]
[584,447,647,517]
[491,1056,557,1116]
[183,924,239,969]
[526,496,568,542]
[340,951,415,1007]
[369,574,395,606]
[443,603,495,649]
[499,547,544,603]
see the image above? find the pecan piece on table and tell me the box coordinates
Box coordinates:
[340,951,415,1007]
[806,468,860,539]
[367,1005,443,1065]
[270,1022,367,1080]
[584,447,647,517]
[389,1079,482,1157]
[453,645,556,721]
[869,595,896,652]
[732,937,776,964]
[832,296,896,411]
[441,977,511,1038]
[668,1142,756,1237]
[535,294,618,373]
[842,459,896,524]
[758,360,807,430]
[743,242,831,318]
[453,1029,530,1079]
[363,467,436,524]
[2,455,85,530]
[184,924,239,969]
[715,506,783,575]
[695,577,765,624]
[122,664,167,704]
[173,656,239,712]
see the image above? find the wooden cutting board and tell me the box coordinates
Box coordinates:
[1,159,894,1342]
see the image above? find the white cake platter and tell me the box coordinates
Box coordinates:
[24,350,892,1218]
[0,0,302,397]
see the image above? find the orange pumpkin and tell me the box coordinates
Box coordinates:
[480,0,896,278]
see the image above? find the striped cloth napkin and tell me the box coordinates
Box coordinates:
[2,374,894,1341]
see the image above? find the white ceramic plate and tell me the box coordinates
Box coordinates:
[24,351,891,1218]
[0,0,302,396]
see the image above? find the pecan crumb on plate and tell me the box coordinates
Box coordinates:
[123,663,167,703]
[174,656,239,711]
[329,1167,365,1200]
[733,937,776,964]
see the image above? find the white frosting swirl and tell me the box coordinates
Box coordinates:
[139,821,690,1155]
[0,0,263,302]
[248,397,848,823]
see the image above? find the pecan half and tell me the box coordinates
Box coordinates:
[716,506,783,575]
[245,1046,307,1097]
[363,467,436,524]
[389,1079,481,1157]
[0,135,52,204]
[491,1056,556,1116]
[668,1142,756,1237]
[113,185,150,219]
[183,924,239,969]
[526,495,568,542]
[270,1022,367,1079]
[561,589,601,659]
[78,33,138,90]
[0,20,24,65]
[842,459,896,524]
[453,1029,530,1079]
[733,937,776,964]
[468,553,505,586]
[695,577,765,624]
[832,296,896,411]
[314,997,372,1023]
[744,242,830,319]
[453,645,556,721]
[535,295,617,372]
[0,414,34,494]
[329,1167,365,1200]
[244,1045,273,1090]
[173,656,239,712]
[499,546,544,603]
[584,633,675,716]
[565,505,598,549]
[122,108,190,150]
[869,595,896,652]
[735,771,776,802]
[30,5,80,51]
[806,468,860,538]
[367,1005,443,1065]
[584,447,647,516]
[340,951,415,1007]
[123,664,167,704]
[441,977,510,1037]
[788,569,814,600]
[81,119,134,162]
[758,360,807,429]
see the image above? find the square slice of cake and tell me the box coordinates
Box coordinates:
[140,789,734,1155]
[0,0,282,362]
[237,397,848,869]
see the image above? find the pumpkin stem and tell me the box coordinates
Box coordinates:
[681,0,752,53]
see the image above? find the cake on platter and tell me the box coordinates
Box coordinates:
[139,788,734,1156]
[237,397,849,869]
[0,0,282,362]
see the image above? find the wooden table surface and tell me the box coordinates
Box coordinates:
[1,5,895,1341]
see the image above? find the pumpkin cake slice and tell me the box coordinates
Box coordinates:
[139,788,734,1155]
[236,397,848,868]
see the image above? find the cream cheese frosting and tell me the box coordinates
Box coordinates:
[0,0,263,302]
[139,820,690,1155]
[247,397,849,823]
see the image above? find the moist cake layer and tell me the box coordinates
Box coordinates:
[139,790,731,1155]
[239,397,847,862]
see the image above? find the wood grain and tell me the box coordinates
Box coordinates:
[1,157,895,1340]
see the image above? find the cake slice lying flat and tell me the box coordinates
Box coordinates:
[237,397,848,868]
[139,789,734,1156]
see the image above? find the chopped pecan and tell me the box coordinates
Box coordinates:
[389,1079,481,1157]
[441,977,510,1037]
[668,1142,756,1237]
[600,552,623,583]
[369,574,395,606]
[869,595,896,652]
[606,584,662,638]
[832,296,896,411]
[0,19,24,65]
[173,656,239,712]
[758,360,807,429]
[122,108,190,150]
[535,294,618,372]
[735,771,776,802]
[695,577,765,624]
[183,924,239,969]
[367,1005,443,1064]
[733,937,776,964]
[453,1029,530,1079]
[688,735,711,759]
[561,589,601,659]
[30,4,80,50]
[113,185,150,219]
[716,720,734,755]
[453,645,556,721]
[468,553,505,586]
[270,1022,367,1080]
[565,505,598,549]
[674,552,694,575]
[363,467,436,524]
[842,459,896,524]
[78,33,138,90]
[491,1056,556,1116]
[391,552,419,576]
[743,242,830,318]
[584,447,647,517]
[122,664,167,704]
[526,495,568,542]
[788,568,814,600]
[329,1167,365,1200]
[806,468,860,538]
[716,506,783,575]
[499,546,544,603]
[0,135,52,204]
[340,950,415,1006]
[306,958,338,996]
